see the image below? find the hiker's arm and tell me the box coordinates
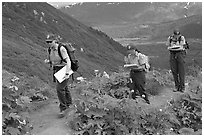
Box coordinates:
[60,47,71,73]
[138,54,146,69]
[166,36,171,47]
[65,57,71,73]
[180,36,185,46]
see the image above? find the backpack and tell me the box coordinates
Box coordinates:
[58,42,79,72]
[169,35,189,49]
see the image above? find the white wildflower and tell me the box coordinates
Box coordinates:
[41,12,45,16]
[14,86,18,91]
[159,109,162,112]
[40,17,43,22]
[11,76,20,82]
[33,9,38,15]
[102,71,109,78]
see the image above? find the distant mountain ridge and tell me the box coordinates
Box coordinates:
[2,2,126,84]
[60,2,202,26]
[59,2,202,39]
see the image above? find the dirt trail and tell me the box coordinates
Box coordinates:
[29,87,183,135]
[30,99,72,135]
[136,87,183,112]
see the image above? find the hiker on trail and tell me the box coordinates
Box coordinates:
[124,44,150,104]
[45,34,72,117]
[166,29,187,93]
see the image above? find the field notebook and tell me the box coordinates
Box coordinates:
[168,45,184,51]
[54,66,73,83]
[124,64,139,68]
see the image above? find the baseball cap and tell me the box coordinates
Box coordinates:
[46,33,61,43]
[127,43,141,53]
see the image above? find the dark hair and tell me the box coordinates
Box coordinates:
[173,29,180,35]
[135,48,141,53]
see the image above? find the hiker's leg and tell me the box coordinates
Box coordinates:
[130,71,147,98]
[129,71,138,99]
[65,86,72,107]
[56,79,69,111]
[170,53,179,89]
[177,51,186,91]
[132,71,149,104]
[133,71,146,96]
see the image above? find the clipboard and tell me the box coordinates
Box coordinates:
[124,64,139,68]
[54,66,74,83]
[168,45,184,51]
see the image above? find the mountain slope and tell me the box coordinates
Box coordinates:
[2,2,126,84]
[59,2,202,38]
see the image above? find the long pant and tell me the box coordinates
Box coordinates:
[53,66,72,112]
[130,70,148,100]
[170,51,186,90]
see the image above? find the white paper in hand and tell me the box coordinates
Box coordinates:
[124,64,139,68]
[54,66,74,83]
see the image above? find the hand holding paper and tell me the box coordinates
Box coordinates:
[124,64,139,68]
[54,66,73,83]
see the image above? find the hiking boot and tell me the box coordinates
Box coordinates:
[141,94,150,104]
[58,111,65,118]
[173,87,179,92]
[144,98,150,104]
[179,88,185,93]
[58,109,69,118]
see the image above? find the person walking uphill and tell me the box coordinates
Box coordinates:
[166,29,187,93]
[45,34,72,118]
[124,44,150,104]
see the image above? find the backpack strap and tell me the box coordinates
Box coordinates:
[169,35,182,43]
[178,35,182,43]
[47,47,52,68]
[48,47,51,55]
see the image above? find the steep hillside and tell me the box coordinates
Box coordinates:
[2,2,126,84]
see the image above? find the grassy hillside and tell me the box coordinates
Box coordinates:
[126,14,202,40]
[2,2,126,84]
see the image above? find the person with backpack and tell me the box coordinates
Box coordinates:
[124,44,150,104]
[166,29,187,93]
[45,34,74,117]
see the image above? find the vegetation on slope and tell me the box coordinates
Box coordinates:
[64,64,202,135]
